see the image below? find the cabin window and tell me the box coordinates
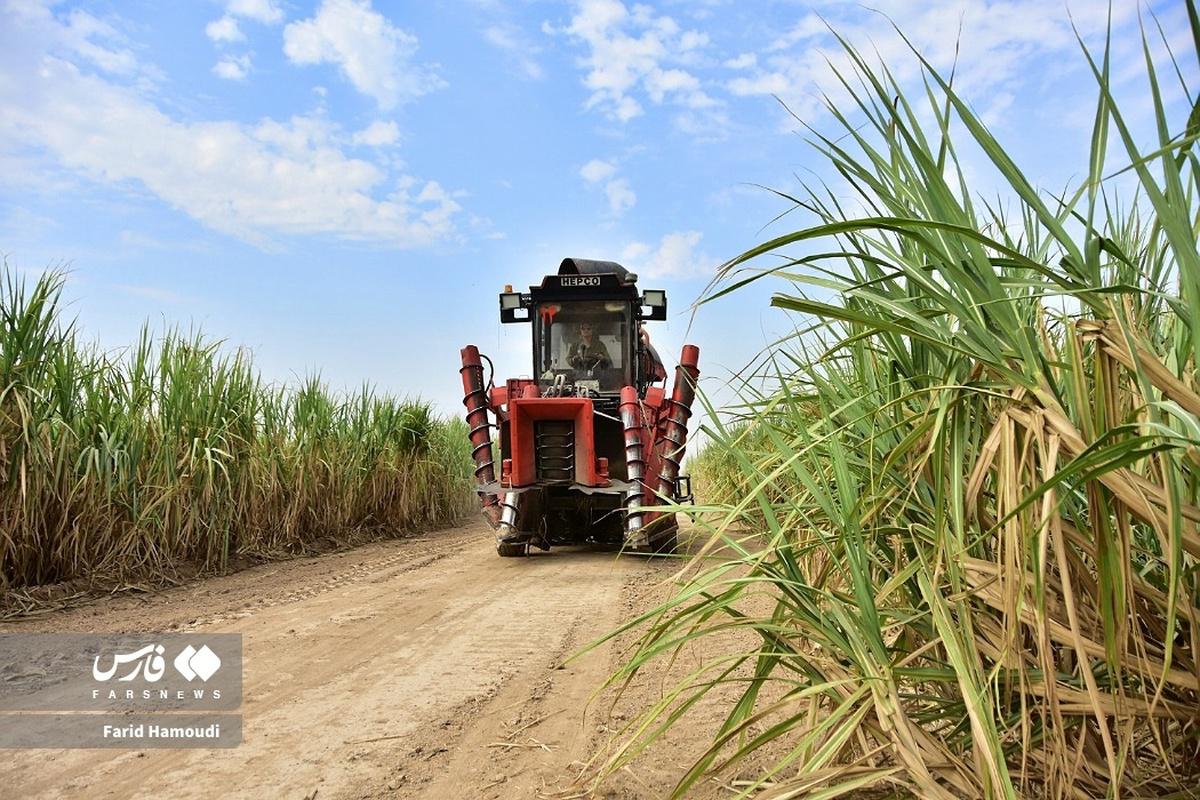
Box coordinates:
[534,301,631,392]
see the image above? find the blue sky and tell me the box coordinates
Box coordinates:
[0,0,1191,415]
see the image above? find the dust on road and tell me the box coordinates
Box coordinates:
[0,519,735,799]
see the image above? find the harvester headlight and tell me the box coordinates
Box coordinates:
[499,292,523,310]
[642,290,666,308]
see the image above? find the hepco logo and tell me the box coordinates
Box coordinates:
[92,644,222,683]
[560,275,600,287]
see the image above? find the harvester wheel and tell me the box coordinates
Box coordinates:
[497,540,529,557]
[644,516,678,555]
[649,530,677,555]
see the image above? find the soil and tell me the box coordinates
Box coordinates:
[0,518,761,799]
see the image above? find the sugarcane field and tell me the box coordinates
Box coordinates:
[1,1,1198,798]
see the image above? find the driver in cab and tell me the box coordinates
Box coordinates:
[568,321,612,371]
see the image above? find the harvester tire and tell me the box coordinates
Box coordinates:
[496,541,529,557]
[649,530,677,555]
[644,514,679,555]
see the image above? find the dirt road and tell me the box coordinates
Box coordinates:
[1,519,737,799]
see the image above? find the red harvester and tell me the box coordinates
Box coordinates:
[460,258,699,557]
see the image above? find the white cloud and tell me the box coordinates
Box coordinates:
[117,230,176,250]
[283,0,444,110]
[621,240,649,260]
[723,52,756,70]
[48,7,139,76]
[727,71,790,98]
[205,1,281,77]
[621,230,708,280]
[205,16,244,43]
[0,2,461,249]
[604,178,636,215]
[673,107,732,143]
[579,158,616,183]
[212,54,251,80]
[483,23,544,80]
[725,1,1146,126]
[549,0,716,122]
[764,15,826,54]
[644,67,699,103]
[226,0,283,24]
[578,158,635,215]
[352,120,400,147]
[678,30,708,51]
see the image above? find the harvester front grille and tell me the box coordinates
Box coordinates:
[535,420,574,482]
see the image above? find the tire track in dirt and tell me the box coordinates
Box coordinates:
[0,519,675,799]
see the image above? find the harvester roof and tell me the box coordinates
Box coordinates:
[499,257,663,322]
[557,257,634,283]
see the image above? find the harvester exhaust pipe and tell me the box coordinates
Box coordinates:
[655,345,700,502]
[459,345,501,528]
[619,385,646,544]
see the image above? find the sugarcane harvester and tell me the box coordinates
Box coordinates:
[459,258,700,557]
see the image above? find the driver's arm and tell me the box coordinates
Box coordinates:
[594,340,613,368]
